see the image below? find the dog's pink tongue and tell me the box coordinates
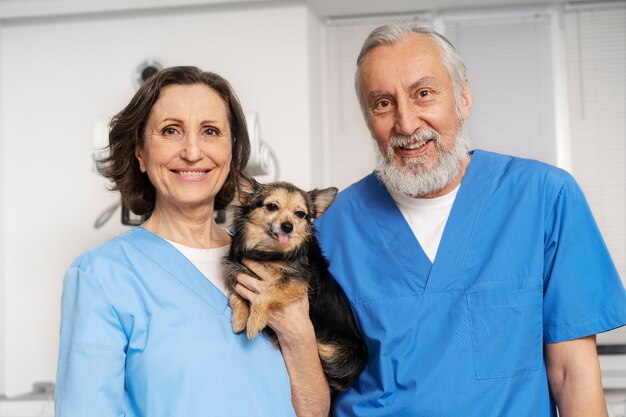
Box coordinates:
[278,233,289,246]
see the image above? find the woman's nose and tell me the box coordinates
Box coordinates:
[180,134,202,162]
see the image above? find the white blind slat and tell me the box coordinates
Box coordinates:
[564,6,626,344]
[444,14,557,164]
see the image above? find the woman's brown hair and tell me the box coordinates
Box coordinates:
[103,66,250,214]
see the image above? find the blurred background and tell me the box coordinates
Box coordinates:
[0,0,624,413]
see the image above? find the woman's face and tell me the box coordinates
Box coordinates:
[135,83,233,213]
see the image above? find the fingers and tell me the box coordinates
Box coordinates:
[234,282,257,302]
[241,259,266,278]
[235,270,269,302]
[237,272,263,291]
[235,259,271,301]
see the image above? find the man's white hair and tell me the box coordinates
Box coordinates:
[355,23,468,116]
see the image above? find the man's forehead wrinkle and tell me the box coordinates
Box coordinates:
[409,76,440,88]
[367,90,392,99]
[366,76,441,98]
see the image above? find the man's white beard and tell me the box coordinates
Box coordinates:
[374,124,471,197]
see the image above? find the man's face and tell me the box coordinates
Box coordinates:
[359,33,472,196]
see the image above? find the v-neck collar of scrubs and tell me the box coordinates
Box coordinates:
[363,150,500,293]
[125,227,231,318]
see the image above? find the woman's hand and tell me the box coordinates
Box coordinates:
[234,259,331,417]
[234,259,313,345]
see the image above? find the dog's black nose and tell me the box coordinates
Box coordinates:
[281,222,293,233]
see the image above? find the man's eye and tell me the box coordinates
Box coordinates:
[418,90,431,98]
[371,99,394,114]
[265,203,279,212]
[294,211,307,219]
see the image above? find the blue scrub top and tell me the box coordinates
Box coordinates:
[55,227,296,417]
[316,150,626,417]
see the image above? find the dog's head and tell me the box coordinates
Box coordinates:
[234,174,338,254]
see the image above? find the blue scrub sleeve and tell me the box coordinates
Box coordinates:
[543,176,626,343]
[55,266,127,417]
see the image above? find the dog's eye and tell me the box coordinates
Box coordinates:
[294,210,307,219]
[265,203,279,212]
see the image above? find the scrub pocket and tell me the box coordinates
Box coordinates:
[467,286,543,379]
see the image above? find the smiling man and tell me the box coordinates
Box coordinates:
[316,23,626,417]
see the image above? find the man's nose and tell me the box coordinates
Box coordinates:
[395,99,422,136]
[180,133,202,162]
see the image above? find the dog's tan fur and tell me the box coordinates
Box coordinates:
[231,258,309,339]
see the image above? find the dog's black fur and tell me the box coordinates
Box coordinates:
[223,174,367,392]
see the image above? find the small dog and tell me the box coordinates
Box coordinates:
[223,174,367,391]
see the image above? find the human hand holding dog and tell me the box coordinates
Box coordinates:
[235,259,331,417]
[234,259,313,345]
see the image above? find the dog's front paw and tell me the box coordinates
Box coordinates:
[229,294,250,333]
[246,308,269,340]
[232,311,249,333]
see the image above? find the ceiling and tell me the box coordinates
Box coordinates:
[305,0,574,17]
[0,0,584,20]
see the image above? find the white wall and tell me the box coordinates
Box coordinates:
[0,3,321,395]
[0,21,6,396]
[307,10,324,187]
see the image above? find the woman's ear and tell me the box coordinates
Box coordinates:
[135,145,146,173]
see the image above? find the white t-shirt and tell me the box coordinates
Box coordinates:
[167,240,230,296]
[389,186,460,263]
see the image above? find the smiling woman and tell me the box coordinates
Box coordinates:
[105,67,249,217]
[135,83,234,232]
[54,66,330,417]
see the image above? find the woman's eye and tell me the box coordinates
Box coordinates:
[204,127,219,136]
[266,203,279,212]
[162,127,179,135]
[294,211,307,219]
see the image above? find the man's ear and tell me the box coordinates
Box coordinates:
[309,187,338,218]
[237,172,260,206]
[458,79,472,120]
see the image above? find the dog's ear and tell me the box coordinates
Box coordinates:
[237,173,260,206]
[309,187,338,218]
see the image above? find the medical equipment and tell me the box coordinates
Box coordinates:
[0,383,54,417]
[133,58,165,89]
[244,111,279,178]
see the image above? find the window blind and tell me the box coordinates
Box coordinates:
[564,3,626,291]
[443,12,557,164]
